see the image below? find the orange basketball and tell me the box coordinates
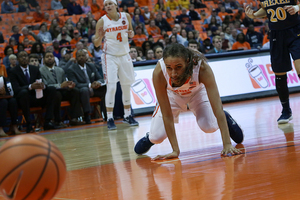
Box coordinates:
[0,134,67,200]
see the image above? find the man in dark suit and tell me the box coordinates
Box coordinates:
[40,51,85,126]
[67,49,106,124]
[9,51,60,132]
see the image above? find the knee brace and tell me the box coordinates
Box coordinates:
[105,83,117,108]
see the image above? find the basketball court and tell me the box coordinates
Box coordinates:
[0,94,300,200]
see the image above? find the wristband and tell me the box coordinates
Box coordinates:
[294,5,299,12]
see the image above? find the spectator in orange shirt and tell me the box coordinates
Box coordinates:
[22,8,35,23]
[19,27,36,45]
[146,19,161,38]
[91,0,100,13]
[42,13,51,24]
[218,6,229,22]
[70,30,82,46]
[54,11,65,27]
[166,10,175,28]
[33,5,44,22]
[8,37,18,53]
[232,33,251,50]
[72,41,92,58]
[132,26,148,47]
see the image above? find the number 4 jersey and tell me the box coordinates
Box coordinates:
[261,0,300,30]
[102,12,130,56]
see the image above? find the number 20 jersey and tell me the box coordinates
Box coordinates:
[261,0,300,30]
[102,12,130,56]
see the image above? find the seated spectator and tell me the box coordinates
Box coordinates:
[246,24,263,48]
[165,10,175,28]
[3,46,14,69]
[49,19,60,38]
[40,51,85,126]
[119,0,135,8]
[220,31,232,50]
[57,27,72,42]
[59,48,74,71]
[218,6,229,22]
[155,13,172,32]
[81,0,91,14]
[70,30,82,46]
[33,5,44,22]
[207,35,225,53]
[222,0,238,13]
[67,0,83,15]
[179,0,190,9]
[169,25,184,45]
[0,61,7,77]
[206,9,222,26]
[180,21,193,33]
[170,34,178,44]
[8,37,18,53]
[176,7,192,25]
[88,19,97,38]
[141,40,153,56]
[153,45,163,59]
[202,38,214,53]
[28,53,40,67]
[136,46,146,60]
[132,26,148,47]
[52,40,61,59]
[133,8,145,24]
[0,76,20,136]
[72,41,92,58]
[180,29,188,44]
[54,11,65,27]
[146,19,161,38]
[187,39,200,51]
[232,33,251,50]
[132,15,149,37]
[142,6,155,25]
[184,30,196,47]
[187,4,200,21]
[22,8,35,23]
[129,46,144,62]
[59,31,71,48]
[66,49,107,124]
[51,0,63,10]
[22,38,32,52]
[18,0,30,12]
[166,0,179,10]
[30,42,44,63]
[10,51,61,132]
[91,0,100,13]
[208,16,221,31]
[7,54,18,76]
[11,26,21,44]
[42,13,51,24]
[1,0,16,13]
[38,24,52,44]
[190,0,206,8]
[145,49,155,60]
[17,43,25,52]
[155,0,166,12]
[77,18,88,37]
[26,0,39,7]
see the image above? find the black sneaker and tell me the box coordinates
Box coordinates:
[224,110,244,144]
[107,118,117,130]
[277,109,293,124]
[134,133,154,154]
[123,115,139,126]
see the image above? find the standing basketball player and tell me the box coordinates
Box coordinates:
[94,0,138,130]
[245,2,300,124]
[134,44,243,160]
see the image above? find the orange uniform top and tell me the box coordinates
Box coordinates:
[19,35,36,44]
[232,41,251,50]
[132,34,148,47]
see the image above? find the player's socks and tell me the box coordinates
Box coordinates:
[275,75,292,123]
[224,111,244,144]
[134,133,154,154]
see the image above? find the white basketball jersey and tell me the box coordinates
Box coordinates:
[102,12,130,56]
[159,58,205,97]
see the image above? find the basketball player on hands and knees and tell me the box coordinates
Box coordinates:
[94,0,138,130]
[245,1,300,124]
[134,44,243,160]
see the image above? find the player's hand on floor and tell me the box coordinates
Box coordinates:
[152,151,179,160]
[221,144,241,157]
[284,5,299,15]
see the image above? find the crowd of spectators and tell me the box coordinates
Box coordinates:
[0,0,270,135]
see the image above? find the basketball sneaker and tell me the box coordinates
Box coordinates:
[107,118,117,130]
[134,133,154,154]
[224,110,244,144]
[123,115,139,126]
[277,109,293,124]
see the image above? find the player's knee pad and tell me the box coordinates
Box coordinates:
[149,116,168,144]
[120,84,131,106]
[105,83,117,108]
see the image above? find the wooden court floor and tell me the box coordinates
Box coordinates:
[1,94,300,200]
